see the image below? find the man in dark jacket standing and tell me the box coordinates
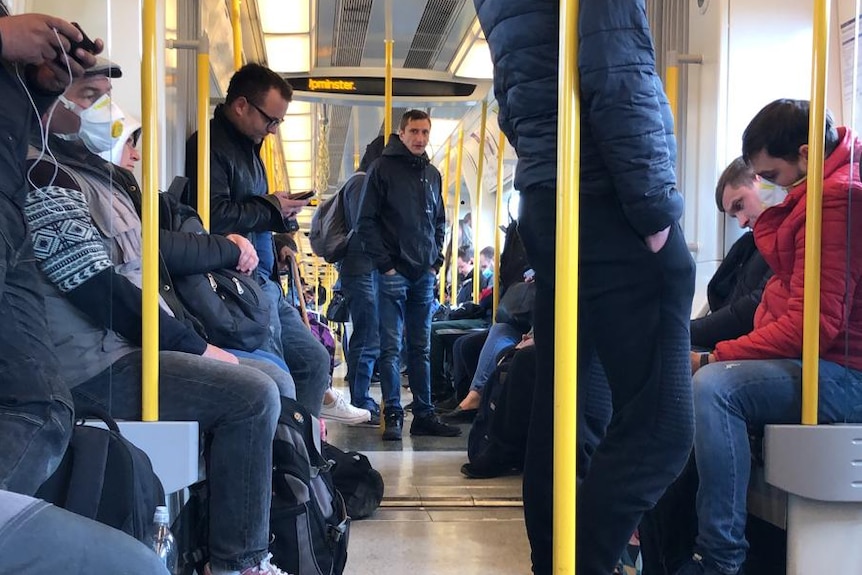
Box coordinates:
[475,1,696,573]
[357,110,460,441]
[338,135,385,424]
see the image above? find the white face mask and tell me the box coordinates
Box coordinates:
[757,180,787,210]
[58,94,125,155]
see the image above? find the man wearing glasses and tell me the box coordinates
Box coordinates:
[185,63,336,420]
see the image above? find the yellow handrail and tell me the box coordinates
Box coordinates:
[665,51,679,131]
[439,140,451,304]
[197,34,211,231]
[384,40,394,140]
[451,128,464,306]
[141,0,160,422]
[554,0,580,572]
[492,133,505,323]
[230,0,242,71]
[801,0,830,425]
[473,101,488,303]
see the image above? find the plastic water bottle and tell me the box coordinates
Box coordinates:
[151,506,178,574]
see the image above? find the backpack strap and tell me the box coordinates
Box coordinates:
[63,423,110,520]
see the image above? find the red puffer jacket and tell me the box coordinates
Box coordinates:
[714,127,862,370]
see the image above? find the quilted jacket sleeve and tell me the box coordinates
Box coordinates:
[579,0,683,237]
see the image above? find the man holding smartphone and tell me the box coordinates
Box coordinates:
[0,3,103,495]
[186,63,368,424]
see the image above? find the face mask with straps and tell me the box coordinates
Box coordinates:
[56,93,125,155]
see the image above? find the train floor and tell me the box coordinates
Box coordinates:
[326,367,532,575]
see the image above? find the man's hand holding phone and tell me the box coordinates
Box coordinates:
[273,191,314,218]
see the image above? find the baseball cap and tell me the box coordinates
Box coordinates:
[84,56,123,78]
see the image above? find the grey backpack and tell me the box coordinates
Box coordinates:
[309,174,361,263]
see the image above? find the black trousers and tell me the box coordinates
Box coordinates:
[518,188,695,575]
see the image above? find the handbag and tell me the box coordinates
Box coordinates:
[173,269,271,352]
[326,291,351,323]
[495,281,536,331]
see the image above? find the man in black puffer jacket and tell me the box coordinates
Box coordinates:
[475,1,697,573]
[357,110,460,441]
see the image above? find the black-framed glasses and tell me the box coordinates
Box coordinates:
[248,100,282,130]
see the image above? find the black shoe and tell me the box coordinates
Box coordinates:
[359,410,381,427]
[460,461,521,479]
[404,401,414,412]
[433,394,460,413]
[410,414,462,437]
[672,555,735,575]
[370,371,381,384]
[382,411,403,441]
[441,406,478,424]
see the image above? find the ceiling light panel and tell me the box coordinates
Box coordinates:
[266,35,311,73]
[259,0,310,34]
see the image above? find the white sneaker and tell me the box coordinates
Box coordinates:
[320,389,371,425]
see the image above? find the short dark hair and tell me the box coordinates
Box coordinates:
[480,246,494,260]
[741,98,839,163]
[714,157,756,212]
[225,63,293,107]
[399,109,431,131]
[457,246,472,261]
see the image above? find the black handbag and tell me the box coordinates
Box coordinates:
[173,269,271,352]
[495,281,536,331]
[326,291,351,323]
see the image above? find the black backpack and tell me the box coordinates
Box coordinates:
[498,219,531,292]
[35,408,165,544]
[468,347,518,463]
[321,443,384,520]
[173,400,351,575]
[270,398,350,575]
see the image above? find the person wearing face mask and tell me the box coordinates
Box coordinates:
[24,61,299,575]
[638,157,776,575]
[670,100,862,575]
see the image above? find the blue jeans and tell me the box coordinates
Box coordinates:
[0,193,74,496]
[693,358,862,574]
[260,278,330,416]
[378,271,436,417]
[342,271,380,413]
[71,350,287,572]
[0,491,169,574]
[470,322,523,393]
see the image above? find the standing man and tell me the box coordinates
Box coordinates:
[186,63,366,421]
[0,5,103,495]
[475,1,696,574]
[357,110,461,441]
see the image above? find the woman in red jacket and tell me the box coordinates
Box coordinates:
[678,99,862,575]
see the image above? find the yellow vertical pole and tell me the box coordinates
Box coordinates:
[555,0,580,572]
[665,51,679,132]
[141,0,160,422]
[230,0,242,71]
[313,258,319,309]
[384,40,394,139]
[801,0,829,425]
[197,34,211,231]
[473,101,488,303]
[439,140,451,304]
[451,128,464,306]
[492,133,505,323]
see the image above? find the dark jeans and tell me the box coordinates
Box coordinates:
[519,189,695,575]
[378,271,436,417]
[71,350,283,572]
[453,330,488,400]
[342,271,380,413]
[0,194,73,496]
[430,318,489,400]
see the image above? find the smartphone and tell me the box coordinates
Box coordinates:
[288,190,315,201]
[56,22,98,67]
